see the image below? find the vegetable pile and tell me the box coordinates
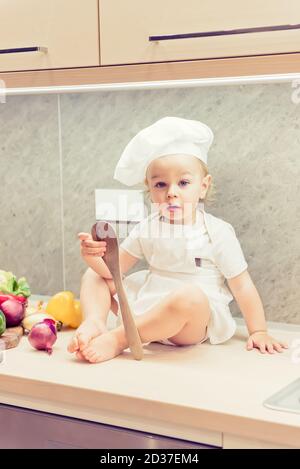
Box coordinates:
[0,269,82,354]
[24,290,83,354]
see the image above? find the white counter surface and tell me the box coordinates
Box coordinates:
[0,303,300,448]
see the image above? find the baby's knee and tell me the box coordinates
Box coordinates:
[81,268,107,286]
[171,285,208,311]
[81,268,97,284]
[81,268,117,297]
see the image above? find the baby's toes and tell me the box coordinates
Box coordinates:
[76,350,86,360]
[67,336,79,353]
[77,333,90,350]
[81,345,94,360]
[87,352,101,363]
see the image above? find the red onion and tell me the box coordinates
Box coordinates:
[28,319,57,354]
[0,299,25,327]
[0,293,27,306]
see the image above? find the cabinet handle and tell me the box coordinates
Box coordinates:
[149,23,300,41]
[0,46,47,54]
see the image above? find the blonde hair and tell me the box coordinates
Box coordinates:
[143,158,216,207]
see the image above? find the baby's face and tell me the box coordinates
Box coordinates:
[145,154,211,224]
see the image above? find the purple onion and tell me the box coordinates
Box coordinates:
[28,319,57,354]
[0,299,25,327]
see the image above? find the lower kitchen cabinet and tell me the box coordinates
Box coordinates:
[0,404,219,449]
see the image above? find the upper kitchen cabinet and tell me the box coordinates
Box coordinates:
[0,0,100,72]
[99,0,300,65]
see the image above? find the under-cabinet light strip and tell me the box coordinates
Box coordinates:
[2,73,300,96]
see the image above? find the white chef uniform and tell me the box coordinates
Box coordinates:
[112,116,247,345]
[113,206,248,345]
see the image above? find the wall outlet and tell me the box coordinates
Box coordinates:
[95,189,146,223]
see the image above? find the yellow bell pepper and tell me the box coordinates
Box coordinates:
[46,291,82,328]
[73,299,82,328]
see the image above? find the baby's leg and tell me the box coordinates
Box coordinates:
[81,285,210,363]
[67,268,118,358]
[136,284,210,346]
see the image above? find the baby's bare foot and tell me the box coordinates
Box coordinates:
[75,350,85,361]
[81,330,127,363]
[67,317,107,354]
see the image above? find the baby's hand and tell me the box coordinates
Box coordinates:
[246,331,289,354]
[78,232,107,258]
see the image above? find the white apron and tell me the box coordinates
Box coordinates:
[114,208,247,344]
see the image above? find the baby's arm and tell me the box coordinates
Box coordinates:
[227,270,288,354]
[78,233,140,281]
[78,233,113,279]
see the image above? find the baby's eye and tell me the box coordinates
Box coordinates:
[154,180,190,188]
[179,180,190,186]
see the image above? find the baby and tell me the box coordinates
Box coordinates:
[68,117,288,363]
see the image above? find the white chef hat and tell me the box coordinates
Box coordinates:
[113,116,214,186]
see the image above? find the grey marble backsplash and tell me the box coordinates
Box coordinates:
[0,83,299,324]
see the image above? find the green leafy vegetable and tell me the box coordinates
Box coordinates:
[0,270,31,297]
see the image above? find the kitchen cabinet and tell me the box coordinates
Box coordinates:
[0,0,100,72]
[0,404,217,449]
[0,404,297,449]
[1,0,300,89]
[99,0,300,65]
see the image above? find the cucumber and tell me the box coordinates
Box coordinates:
[0,310,6,336]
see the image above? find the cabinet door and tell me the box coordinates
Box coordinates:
[99,0,300,65]
[0,404,218,449]
[0,0,99,72]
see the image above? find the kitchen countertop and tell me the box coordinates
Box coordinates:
[0,296,300,448]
